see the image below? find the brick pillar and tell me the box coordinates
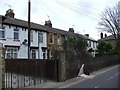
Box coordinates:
[57,50,66,82]
[0,43,5,90]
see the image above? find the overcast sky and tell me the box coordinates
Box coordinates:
[0,0,119,40]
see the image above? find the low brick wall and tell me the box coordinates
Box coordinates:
[0,46,5,90]
[83,55,119,75]
[65,55,119,80]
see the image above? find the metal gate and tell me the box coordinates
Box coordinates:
[5,59,47,89]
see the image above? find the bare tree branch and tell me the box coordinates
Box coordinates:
[98,2,120,48]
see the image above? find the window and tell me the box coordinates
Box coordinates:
[38,32,43,43]
[93,42,95,48]
[50,33,54,44]
[0,26,5,39]
[57,35,61,45]
[31,49,36,59]
[6,47,18,59]
[30,30,33,42]
[88,41,91,47]
[14,28,19,40]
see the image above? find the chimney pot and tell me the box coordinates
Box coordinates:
[100,32,103,39]
[69,28,74,33]
[105,34,107,37]
[44,20,52,27]
[5,9,15,18]
[85,34,89,37]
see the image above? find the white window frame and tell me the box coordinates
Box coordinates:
[57,35,61,45]
[30,30,33,42]
[38,32,43,43]
[6,47,18,59]
[31,49,36,59]
[0,26,5,39]
[14,28,19,40]
[93,42,95,48]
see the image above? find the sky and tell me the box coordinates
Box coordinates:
[0,0,119,40]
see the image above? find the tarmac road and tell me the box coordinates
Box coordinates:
[64,65,120,88]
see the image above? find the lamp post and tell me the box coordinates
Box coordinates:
[28,0,31,60]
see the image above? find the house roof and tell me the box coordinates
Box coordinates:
[98,34,116,41]
[0,15,97,42]
[0,15,47,32]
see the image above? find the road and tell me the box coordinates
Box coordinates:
[65,65,120,88]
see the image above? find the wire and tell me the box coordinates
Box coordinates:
[62,1,100,21]
[63,1,102,12]
[39,0,70,28]
[0,1,12,9]
[58,2,100,22]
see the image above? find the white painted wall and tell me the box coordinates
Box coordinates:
[87,40,97,57]
[31,30,38,47]
[0,24,47,59]
[38,32,47,59]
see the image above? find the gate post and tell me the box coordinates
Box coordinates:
[57,50,66,82]
[0,43,5,90]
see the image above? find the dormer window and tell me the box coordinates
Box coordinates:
[14,28,19,40]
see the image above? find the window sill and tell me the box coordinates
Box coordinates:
[0,38,6,40]
[58,44,61,45]
[13,40,20,42]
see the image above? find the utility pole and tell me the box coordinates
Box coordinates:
[28,0,31,60]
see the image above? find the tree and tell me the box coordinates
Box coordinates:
[97,41,113,55]
[98,2,120,52]
[63,34,88,60]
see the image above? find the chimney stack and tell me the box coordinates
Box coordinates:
[5,9,15,18]
[44,20,52,27]
[100,32,103,39]
[69,28,74,33]
[105,34,107,37]
[85,34,89,37]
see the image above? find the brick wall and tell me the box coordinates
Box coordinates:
[0,46,5,89]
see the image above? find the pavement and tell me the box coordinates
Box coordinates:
[24,64,119,88]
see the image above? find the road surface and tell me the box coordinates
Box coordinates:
[66,65,120,88]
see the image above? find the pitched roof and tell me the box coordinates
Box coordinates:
[98,34,117,41]
[0,15,97,41]
[1,15,47,32]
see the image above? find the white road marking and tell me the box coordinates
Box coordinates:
[107,72,120,80]
[96,65,119,76]
[114,73,120,76]
[94,85,100,88]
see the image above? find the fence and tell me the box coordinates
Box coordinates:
[46,60,58,81]
[5,59,47,89]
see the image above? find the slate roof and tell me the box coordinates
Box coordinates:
[98,34,117,41]
[0,15,97,42]
[0,15,47,32]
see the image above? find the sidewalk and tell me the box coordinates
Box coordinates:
[25,76,85,88]
[25,64,119,88]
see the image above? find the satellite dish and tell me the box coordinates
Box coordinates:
[22,39,28,46]
[22,41,25,45]
[24,39,27,42]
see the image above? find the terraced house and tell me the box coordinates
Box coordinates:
[0,9,48,59]
[0,9,98,59]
